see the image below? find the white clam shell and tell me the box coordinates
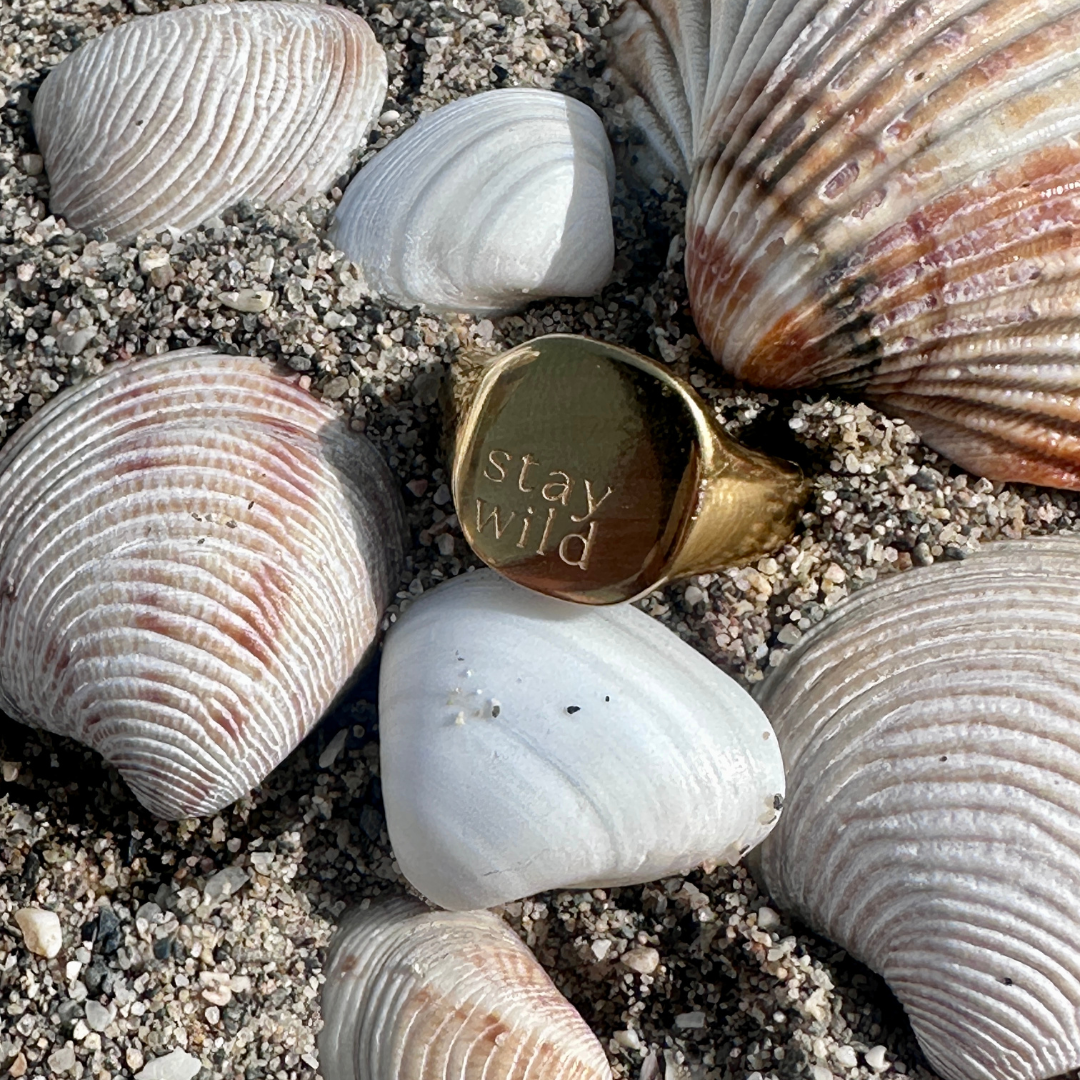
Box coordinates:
[0,349,405,819]
[33,1,387,242]
[328,88,616,315]
[379,570,785,910]
[609,0,1080,488]
[320,897,612,1080]
[754,537,1080,1080]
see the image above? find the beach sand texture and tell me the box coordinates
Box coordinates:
[4,1,1079,1078]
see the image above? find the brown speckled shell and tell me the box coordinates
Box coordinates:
[0,349,405,819]
[610,0,1080,488]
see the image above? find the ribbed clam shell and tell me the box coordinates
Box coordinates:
[0,349,405,819]
[328,88,616,315]
[754,536,1080,1080]
[379,569,784,911]
[320,898,612,1080]
[32,1,387,242]
[609,0,1080,488]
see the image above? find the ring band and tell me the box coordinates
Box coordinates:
[448,334,807,605]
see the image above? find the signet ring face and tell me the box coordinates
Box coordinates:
[449,334,807,605]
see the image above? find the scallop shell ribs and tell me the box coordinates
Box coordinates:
[329,88,616,315]
[319,898,613,1080]
[610,0,1080,488]
[755,536,1080,1080]
[32,1,387,241]
[0,350,405,819]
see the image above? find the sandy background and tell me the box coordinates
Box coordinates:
[3,0,1079,1078]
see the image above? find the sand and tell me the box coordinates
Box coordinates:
[2,0,1078,1078]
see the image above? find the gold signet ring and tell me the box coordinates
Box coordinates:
[448,334,807,605]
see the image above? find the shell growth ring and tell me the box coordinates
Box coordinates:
[449,334,806,604]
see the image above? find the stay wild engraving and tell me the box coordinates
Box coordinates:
[474,449,614,571]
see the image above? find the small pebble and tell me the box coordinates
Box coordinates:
[217,288,273,313]
[674,1011,706,1029]
[47,1045,76,1073]
[590,939,612,961]
[834,1045,859,1070]
[865,1045,889,1072]
[134,1049,203,1080]
[203,865,248,903]
[622,946,660,974]
[15,907,62,958]
[84,1000,112,1032]
[756,905,780,930]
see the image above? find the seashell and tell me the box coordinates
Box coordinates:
[0,348,405,819]
[319,896,612,1080]
[328,88,616,316]
[609,1,1080,488]
[33,2,387,242]
[378,569,785,911]
[754,536,1080,1080]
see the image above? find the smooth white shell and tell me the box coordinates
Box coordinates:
[33,1,387,241]
[320,898,612,1080]
[755,537,1080,1080]
[328,88,616,315]
[0,349,405,819]
[379,570,785,910]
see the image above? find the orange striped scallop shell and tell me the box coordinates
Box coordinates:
[610,0,1080,488]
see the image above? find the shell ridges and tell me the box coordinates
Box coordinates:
[33,2,388,241]
[319,898,613,1080]
[610,0,1080,487]
[329,88,616,316]
[755,536,1080,1080]
[0,349,405,819]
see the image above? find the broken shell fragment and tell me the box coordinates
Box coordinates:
[33,1,387,241]
[320,898,613,1080]
[609,0,1080,487]
[0,349,405,819]
[755,536,1080,1080]
[379,570,785,910]
[329,88,616,315]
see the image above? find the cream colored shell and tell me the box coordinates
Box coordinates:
[33,1,387,241]
[610,0,1080,488]
[755,537,1080,1080]
[319,898,612,1080]
[0,349,405,819]
[379,570,784,910]
[328,89,616,315]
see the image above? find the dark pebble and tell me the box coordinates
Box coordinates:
[83,958,112,997]
[152,936,172,961]
[498,0,527,13]
[912,467,941,491]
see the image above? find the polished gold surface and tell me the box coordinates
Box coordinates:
[450,334,806,604]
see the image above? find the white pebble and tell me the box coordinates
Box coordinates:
[674,1011,706,1029]
[15,907,62,958]
[84,1000,113,1032]
[865,1045,889,1072]
[217,288,273,313]
[590,939,612,961]
[834,1045,859,1070]
[622,946,660,974]
[65,960,81,981]
[811,1067,837,1080]
[436,532,456,556]
[318,728,349,768]
[47,1045,76,1073]
[134,1049,203,1080]
[613,1029,642,1050]
[756,906,780,930]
